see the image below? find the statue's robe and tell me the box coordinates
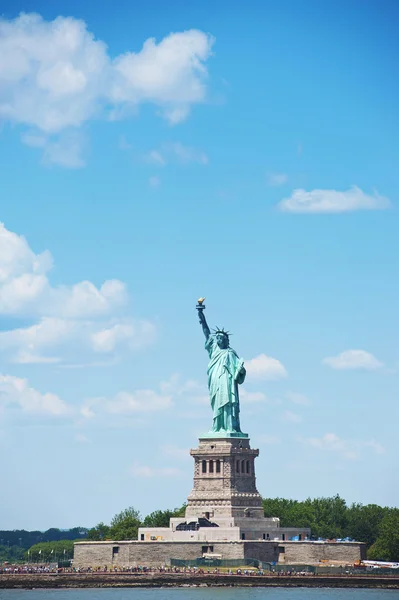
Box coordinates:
[205,336,246,433]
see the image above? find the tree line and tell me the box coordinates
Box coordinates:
[1,496,398,563]
[262,495,399,561]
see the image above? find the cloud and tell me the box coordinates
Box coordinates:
[160,444,190,461]
[298,432,385,461]
[0,374,70,416]
[91,320,156,353]
[282,410,303,423]
[75,433,90,443]
[130,461,181,478]
[118,135,132,151]
[255,434,281,445]
[0,317,155,364]
[148,175,160,188]
[145,142,208,166]
[81,388,172,418]
[286,392,311,406]
[0,223,155,364]
[240,388,268,404]
[267,172,288,186]
[147,151,166,166]
[278,186,390,213]
[22,130,87,168]
[0,223,127,317]
[245,354,287,380]
[0,13,214,165]
[159,374,208,406]
[323,349,383,371]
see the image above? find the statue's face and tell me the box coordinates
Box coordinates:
[216,333,229,349]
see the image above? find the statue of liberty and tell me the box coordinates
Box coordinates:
[196,299,247,437]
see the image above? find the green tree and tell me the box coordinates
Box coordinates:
[26,540,75,562]
[368,509,399,561]
[143,505,186,528]
[0,544,25,563]
[262,494,348,539]
[109,507,142,540]
[308,495,348,539]
[347,503,387,548]
[262,497,299,527]
[87,522,111,541]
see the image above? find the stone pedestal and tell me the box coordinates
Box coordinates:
[185,437,264,521]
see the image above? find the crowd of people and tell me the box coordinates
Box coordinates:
[0,564,320,576]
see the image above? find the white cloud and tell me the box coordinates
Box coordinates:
[323,349,383,371]
[0,13,214,165]
[166,142,208,165]
[282,410,303,423]
[75,433,90,443]
[81,389,173,418]
[22,130,87,168]
[278,186,390,213]
[160,444,190,461]
[118,135,132,151]
[0,223,155,364]
[0,317,154,364]
[130,461,181,478]
[91,320,156,353]
[286,392,311,406]
[147,150,166,166]
[148,175,160,188]
[0,223,127,317]
[145,142,208,166]
[245,354,287,380]
[240,388,268,404]
[0,374,70,416]
[267,172,288,186]
[298,432,385,461]
[160,374,208,406]
[255,434,280,445]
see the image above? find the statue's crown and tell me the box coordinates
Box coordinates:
[212,326,231,337]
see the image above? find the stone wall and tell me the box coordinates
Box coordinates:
[243,542,279,563]
[280,541,366,565]
[74,541,246,568]
[186,438,264,520]
[74,539,365,568]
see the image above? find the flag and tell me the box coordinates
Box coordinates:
[51,549,54,554]
[39,550,42,555]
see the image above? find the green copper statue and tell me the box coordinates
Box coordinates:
[196,298,248,438]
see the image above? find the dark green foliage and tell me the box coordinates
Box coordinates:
[109,506,142,541]
[0,545,25,563]
[262,495,348,539]
[0,527,88,550]
[143,505,187,528]
[25,540,75,562]
[87,522,111,541]
[2,498,399,564]
[262,495,398,560]
[347,503,386,548]
[368,509,399,561]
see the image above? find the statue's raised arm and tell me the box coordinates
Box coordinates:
[196,298,210,340]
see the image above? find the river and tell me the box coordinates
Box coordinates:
[0,589,398,600]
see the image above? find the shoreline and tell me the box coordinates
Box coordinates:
[1,573,399,589]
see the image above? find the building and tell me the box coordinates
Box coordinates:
[74,435,365,566]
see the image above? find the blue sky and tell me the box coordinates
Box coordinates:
[0,0,398,530]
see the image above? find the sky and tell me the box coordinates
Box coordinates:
[0,0,398,531]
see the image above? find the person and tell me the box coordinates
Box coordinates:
[198,309,246,433]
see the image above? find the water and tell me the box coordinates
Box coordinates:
[0,590,398,600]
